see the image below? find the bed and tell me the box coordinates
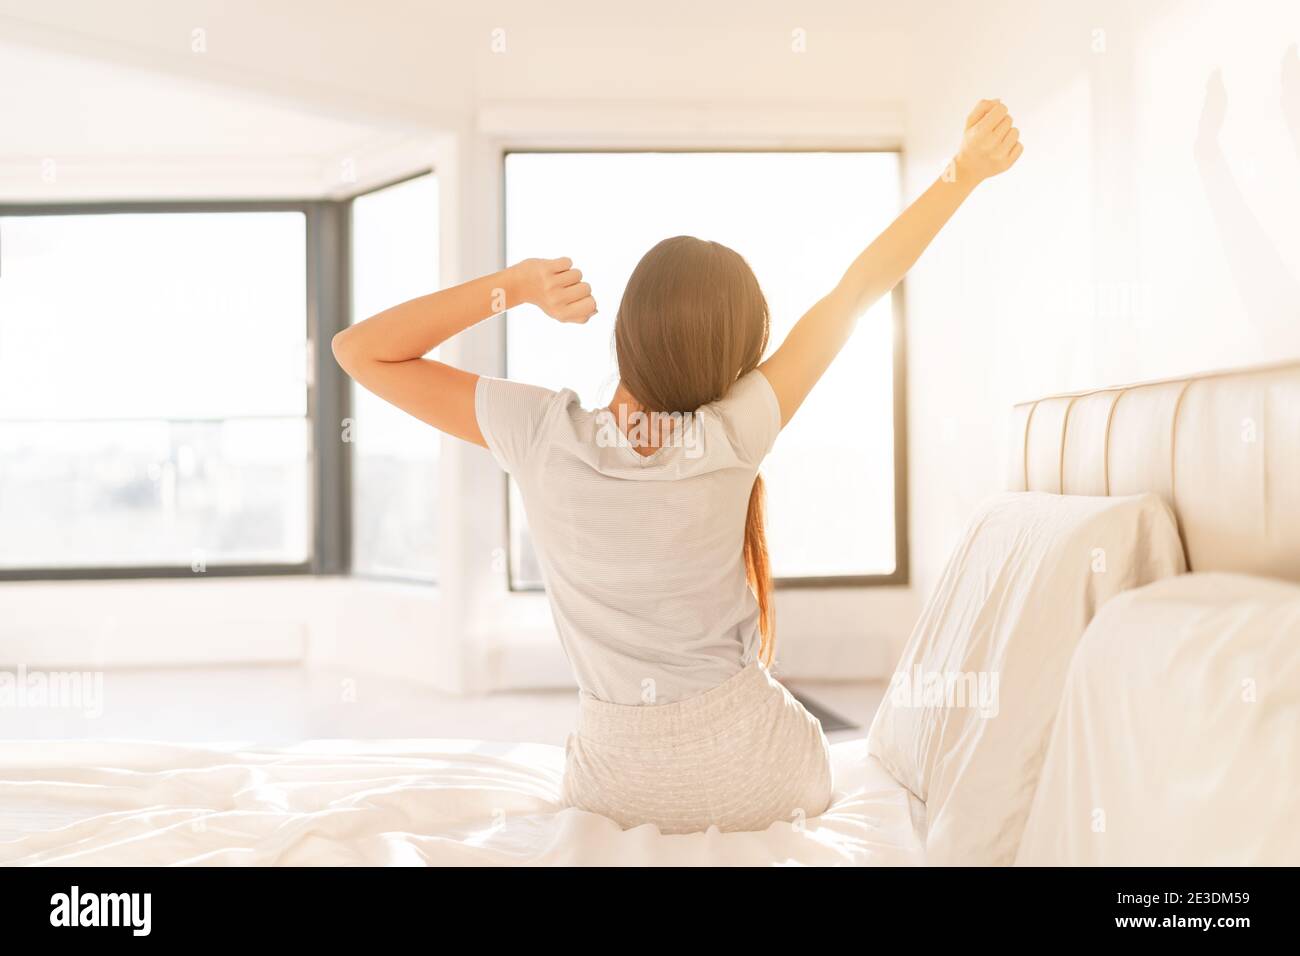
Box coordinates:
[1004,359,1300,866]
[1007,358,1300,580]
[0,738,925,866]
[3,360,1296,866]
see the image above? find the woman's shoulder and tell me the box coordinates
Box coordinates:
[707,369,778,414]
[475,376,583,474]
[699,370,782,466]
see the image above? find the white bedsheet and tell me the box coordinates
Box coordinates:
[0,737,925,866]
[1016,573,1300,866]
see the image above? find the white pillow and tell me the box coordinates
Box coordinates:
[1016,572,1300,866]
[867,491,1184,866]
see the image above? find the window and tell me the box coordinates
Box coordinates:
[348,173,441,581]
[504,151,903,586]
[0,210,310,571]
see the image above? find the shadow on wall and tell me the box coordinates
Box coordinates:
[1193,45,1300,345]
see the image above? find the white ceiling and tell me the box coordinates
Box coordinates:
[0,0,915,200]
[1,40,398,158]
[0,28,440,200]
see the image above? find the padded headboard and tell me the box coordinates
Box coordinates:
[1009,360,1300,582]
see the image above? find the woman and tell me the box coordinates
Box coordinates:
[333,100,1022,833]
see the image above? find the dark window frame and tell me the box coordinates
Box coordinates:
[499,147,909,591]
[0,198,353,581]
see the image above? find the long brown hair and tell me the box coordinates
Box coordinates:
[613,236,776,666]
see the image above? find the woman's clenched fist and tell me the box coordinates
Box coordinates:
[954,99,1023,183]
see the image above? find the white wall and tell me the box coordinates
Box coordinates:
[899,0,1300,597]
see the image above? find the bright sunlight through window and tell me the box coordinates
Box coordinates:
[349,173,440,581]
[504,151,901,585]
[0,211,309,569]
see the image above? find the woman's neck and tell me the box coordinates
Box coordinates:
[607,382,661,457]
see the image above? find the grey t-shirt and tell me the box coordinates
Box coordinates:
[475,369,782,705]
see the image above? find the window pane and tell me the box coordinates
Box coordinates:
[504,152,900,583]
[0,211,310,569]
[349,173,440,581]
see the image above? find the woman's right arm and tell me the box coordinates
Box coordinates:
[759,99,1023,426]
[332,258,594,447]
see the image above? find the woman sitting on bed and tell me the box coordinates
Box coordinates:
[333,100,1022,833]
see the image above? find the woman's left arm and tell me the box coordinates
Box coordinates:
[760,99,1022,427]
[332,257,595,447]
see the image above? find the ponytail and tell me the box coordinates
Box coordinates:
[743,472,775,667]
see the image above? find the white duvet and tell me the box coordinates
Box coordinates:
[1016,573,1300,866]
[0,737,925,866]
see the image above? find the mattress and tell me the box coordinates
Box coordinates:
[0,737,926,866]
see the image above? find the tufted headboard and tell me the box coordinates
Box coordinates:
[1009,360,1300,582]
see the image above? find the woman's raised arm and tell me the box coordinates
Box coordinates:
[332,257,595,447]
[759,99,1023,426]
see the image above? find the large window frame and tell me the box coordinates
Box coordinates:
[0,196,357,581]
[498,147,910,591]
[1,145,909,592]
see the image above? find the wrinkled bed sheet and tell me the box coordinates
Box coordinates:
[0,737,925,866]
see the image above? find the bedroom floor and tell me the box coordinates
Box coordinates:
[0,665,886,746]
